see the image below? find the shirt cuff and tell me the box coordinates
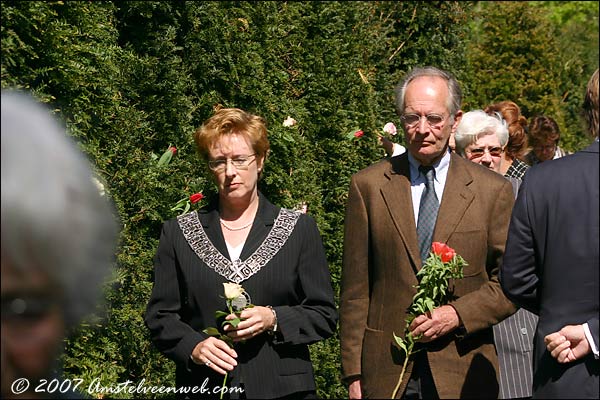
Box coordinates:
[583,322,599,359]
[392,143,406,157]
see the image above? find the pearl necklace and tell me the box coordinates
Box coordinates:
[220,219,253,231]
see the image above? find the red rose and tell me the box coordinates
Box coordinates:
[432,242,456,263]
[353,130,364,138]
[189,192,204,203]
[168,146,177,155]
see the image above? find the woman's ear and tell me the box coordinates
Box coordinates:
[257,151,268,173]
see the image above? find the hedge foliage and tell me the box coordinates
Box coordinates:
[1,1,597,398]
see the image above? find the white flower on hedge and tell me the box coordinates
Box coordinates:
[283,116,297,127]
[223,282,244,300]
[91,176,106,197]
[383,122,397,136]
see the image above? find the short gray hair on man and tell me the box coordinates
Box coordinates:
[394,66,463,118]
[1,90,119,327]
[454,110,509,156]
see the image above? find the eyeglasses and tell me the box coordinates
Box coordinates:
[400,113,447,128]
[533,144,556,152]
[465,146,503,160]
[1,294,62,322]
[208,154,257,172]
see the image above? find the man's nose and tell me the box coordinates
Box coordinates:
[417,116,429,133]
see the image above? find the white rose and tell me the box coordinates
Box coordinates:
[282,116,297,127]
[223,282,244,300]
[383,122,397,136]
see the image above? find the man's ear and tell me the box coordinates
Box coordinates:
[451,110,463,133]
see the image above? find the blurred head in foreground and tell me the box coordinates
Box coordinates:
[1,90,119,398]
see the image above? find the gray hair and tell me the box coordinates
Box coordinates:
[394,66,463,117]
[1,90,119,327]
[454,110,509,156]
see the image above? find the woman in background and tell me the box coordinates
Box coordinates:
[455,109,538,399]
[484,100,530,179]
[525,115,569,165]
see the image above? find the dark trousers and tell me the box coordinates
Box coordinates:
[403,351,439,400]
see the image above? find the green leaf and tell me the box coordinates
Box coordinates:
[424,298,435,312]
[203,327,221,336]
[215,311,229,319]
[393,332,409,355]
[157,149,173,166]
[223,317,241,328]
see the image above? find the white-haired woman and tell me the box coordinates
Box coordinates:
[1,90,119,399]
[455,110,521,194]
[455,110,538,399]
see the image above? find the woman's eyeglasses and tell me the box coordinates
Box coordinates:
[533,144,557,153]
[208,154,257,172]
[466,146,503,160]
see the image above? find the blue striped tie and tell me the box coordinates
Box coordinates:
[417,166,439,264]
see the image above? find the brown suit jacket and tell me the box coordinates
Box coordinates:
[340,152,516,399]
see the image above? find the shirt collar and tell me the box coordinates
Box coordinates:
[408,150,451,184]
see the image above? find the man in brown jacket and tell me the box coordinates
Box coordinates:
[340,66,516,399]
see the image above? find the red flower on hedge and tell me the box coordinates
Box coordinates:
[353,130,364,138]
[190,192,204,204]
[431,242,456,263]
[168,146,177,155]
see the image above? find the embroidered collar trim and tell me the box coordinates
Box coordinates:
[177,208,301,283]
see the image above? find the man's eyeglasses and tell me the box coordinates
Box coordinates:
[208,154,257,172]
[400,113,447,128]
[466,146,503,160]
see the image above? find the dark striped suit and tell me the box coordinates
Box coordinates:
[145,193,338,399]
[493,308,538,398]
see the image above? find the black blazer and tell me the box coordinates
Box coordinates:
[145,193,338,399]
[500,141,599,398]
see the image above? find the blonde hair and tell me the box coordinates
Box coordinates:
[193,107,270,161]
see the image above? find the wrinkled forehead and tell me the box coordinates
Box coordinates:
[470,132,502,148]
[404,76,450,112]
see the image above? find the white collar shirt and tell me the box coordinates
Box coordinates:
[408,149,451,225]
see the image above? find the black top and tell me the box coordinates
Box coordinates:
[145,192,338,399]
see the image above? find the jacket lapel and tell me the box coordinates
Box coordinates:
[197,201,230,259]
[434,154,474,245]
[239,192,278,260]
[380,155,421,271]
